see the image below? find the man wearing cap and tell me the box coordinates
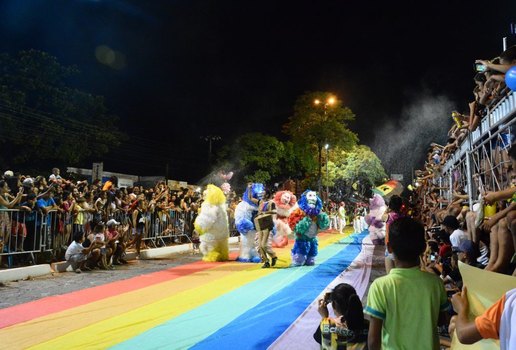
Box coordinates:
[442,215,468,251]
[106,219,127,265]
[456,239,486,269]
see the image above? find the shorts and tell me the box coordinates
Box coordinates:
[11,222,27,237]
[133,227,144,235]
[67,253,87,268]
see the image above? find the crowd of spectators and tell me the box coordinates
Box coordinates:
[0,167,241,270]
[403,44,516,349]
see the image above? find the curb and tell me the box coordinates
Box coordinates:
[1,236,241,281]
[0,265,53,283]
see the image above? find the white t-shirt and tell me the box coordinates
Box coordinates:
[65,241,84,260]
[450,229,468,248]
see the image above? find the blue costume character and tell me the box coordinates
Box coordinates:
[234,183,264,262]
[288,190,329,266]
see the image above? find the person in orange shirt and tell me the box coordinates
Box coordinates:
[451,286,516,349]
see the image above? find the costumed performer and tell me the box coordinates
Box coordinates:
[288,189,329,266]
[193,184,230,262]
[353,204,367,234]
[255,194,278,268]
[271,190,297,248]
[364,193,387,244]
[234,182,264,262]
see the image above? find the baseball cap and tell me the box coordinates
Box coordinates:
[456,239,477,259]
[106,219,120,226]
[3,170,13,177]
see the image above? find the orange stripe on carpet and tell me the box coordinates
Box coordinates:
[0,252,238,328]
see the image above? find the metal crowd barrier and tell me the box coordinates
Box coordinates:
[144,209,193,247]
[0,209,61,268]
[0,206,238,269]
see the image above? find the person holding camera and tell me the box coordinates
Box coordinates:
[314,283,369,349]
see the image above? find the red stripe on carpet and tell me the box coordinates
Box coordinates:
[0,252,238,329]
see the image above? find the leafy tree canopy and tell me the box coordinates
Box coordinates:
[216,132,300,188]
[0,49,125,171]
[283,91,358,150]
[329,145,387,199]
[282,91,359,188]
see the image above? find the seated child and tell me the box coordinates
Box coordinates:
[65,231,102,273]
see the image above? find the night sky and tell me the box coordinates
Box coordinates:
[1,0,515,183]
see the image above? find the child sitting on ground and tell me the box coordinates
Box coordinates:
[65,231,103,273]
[365,217,449,350]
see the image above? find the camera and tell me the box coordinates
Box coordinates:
[475,63,486,72]
[324,292,332,303]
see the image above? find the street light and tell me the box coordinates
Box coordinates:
[202,135,221,166]
[314,96,336,194]
[325,143,329,202]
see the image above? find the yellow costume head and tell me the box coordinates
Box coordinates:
[204,184,226,205]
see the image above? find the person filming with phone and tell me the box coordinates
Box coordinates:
[314,283,369,349]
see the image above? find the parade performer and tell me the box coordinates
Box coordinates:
[271,190,297,248]
[234,182,264,262]
[219,171,233,196]
[193,184,230,262]
[255,194,278,268]
[353,203,367,233]
[364,193,387,243]
[338,202,347,234]
[288,189,329,266]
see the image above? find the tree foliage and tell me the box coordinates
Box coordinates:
[0,49,125,171]
[282,91,358,187]
[329,145,387,199]
[216,132,299,188]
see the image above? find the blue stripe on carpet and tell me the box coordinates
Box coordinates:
[191,231,367,350]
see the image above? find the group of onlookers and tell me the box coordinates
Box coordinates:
[0,168,211,270]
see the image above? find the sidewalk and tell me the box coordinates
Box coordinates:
[0,237,241,284]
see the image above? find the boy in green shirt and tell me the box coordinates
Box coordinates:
[365,217,449,350]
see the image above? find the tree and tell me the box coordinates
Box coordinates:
[283,91,358,190]
[330,145,387,200]
[0,50,125,171]
[216,133,294,188]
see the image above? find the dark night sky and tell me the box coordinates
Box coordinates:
[1,0,515,183]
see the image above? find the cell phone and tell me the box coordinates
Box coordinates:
[430,254,436,262]
[475,63,486,72]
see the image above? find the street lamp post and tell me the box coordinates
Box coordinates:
[203,135,221,166]
[314,96,336,195]
[325,143,329,202]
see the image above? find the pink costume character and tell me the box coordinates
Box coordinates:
[271,190,297,248]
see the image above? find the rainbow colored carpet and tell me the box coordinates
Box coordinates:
[0,229,373,349]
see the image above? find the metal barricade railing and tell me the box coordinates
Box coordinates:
[139,209,193,248]
[1,205,207,269]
